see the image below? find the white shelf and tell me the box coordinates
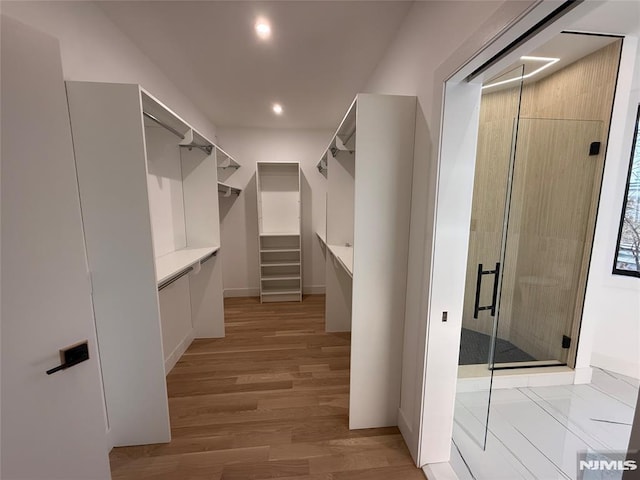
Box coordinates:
[261,275,302,281]
[327,244,353,277]
[261,288,302,295]
[218,181,241,196]
[155,246,219,284]
[316,231,327,246]
[216,146,240,169]
[259,232,300,237]
[261,260,301,267]
[260,247,300,253]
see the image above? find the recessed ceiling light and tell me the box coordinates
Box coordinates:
[272,103,283,115]
[255,19,271,40]
[482,56,560,90]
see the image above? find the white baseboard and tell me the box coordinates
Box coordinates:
[398,407,418,463]
[591,353,640,380]
[224,285,326,297]
[303,285,325,295]
[105,427,114,452]
[224,287,260,298]
[164,329,195,374]
[423,462,458,480]
[574,366,593,384]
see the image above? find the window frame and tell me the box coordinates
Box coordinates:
[613,104,640,278]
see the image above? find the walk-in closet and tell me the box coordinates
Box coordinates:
[3,2,640,479]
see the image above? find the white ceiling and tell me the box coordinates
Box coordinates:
[485,34,620,90]
[98,1,413,129]
[484,0,640,91]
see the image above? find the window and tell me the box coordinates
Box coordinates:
[614,105,640,277]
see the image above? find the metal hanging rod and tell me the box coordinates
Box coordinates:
[143,111,185,140]
[158,267,192,291]
[180,143,213,156]
[217,184,241,196]
[157,250,219,291]
[201,251,217,265]
[144,111,213,155]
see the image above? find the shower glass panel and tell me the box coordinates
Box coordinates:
[454,65,525,450]
[501,118,603,365]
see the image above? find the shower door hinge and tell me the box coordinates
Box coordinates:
[562,335,571,349]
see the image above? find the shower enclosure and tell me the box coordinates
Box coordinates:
[460,115,603,368]
[454,65,605,448]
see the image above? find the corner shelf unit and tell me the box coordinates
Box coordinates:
[66,82,226,449]
[319,94,416,430]
[216,145,242,197]
[256,162,302,303]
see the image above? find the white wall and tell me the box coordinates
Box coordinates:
[0,0,217,141]
[582,33,640,380]
[216,128,331,296]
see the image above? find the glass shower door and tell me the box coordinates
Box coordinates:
[454,65,525,450]
[454,110,604,457]
[500,118,603,366]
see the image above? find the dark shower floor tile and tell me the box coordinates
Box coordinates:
[459,328,536,365]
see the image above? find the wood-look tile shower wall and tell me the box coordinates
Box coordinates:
[464,40,622,364]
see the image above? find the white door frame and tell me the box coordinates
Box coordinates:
[414,0,637,468]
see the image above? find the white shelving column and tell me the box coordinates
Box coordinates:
[256,162,302,302]
[318,94,417,430]
[66,82,225,448]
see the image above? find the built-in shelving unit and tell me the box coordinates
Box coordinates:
[66,82,226,449]
[256,163,302,303]
[318,94,416,430]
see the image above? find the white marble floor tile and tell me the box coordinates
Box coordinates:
[590,368,639,408]
[523,386,633,450]
[452,368,639,480]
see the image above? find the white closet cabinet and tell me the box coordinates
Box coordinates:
[317,94,416,429]
[256,162,302,302]
[66,82,225,448]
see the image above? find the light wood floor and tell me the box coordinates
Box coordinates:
[110,295,425,479]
